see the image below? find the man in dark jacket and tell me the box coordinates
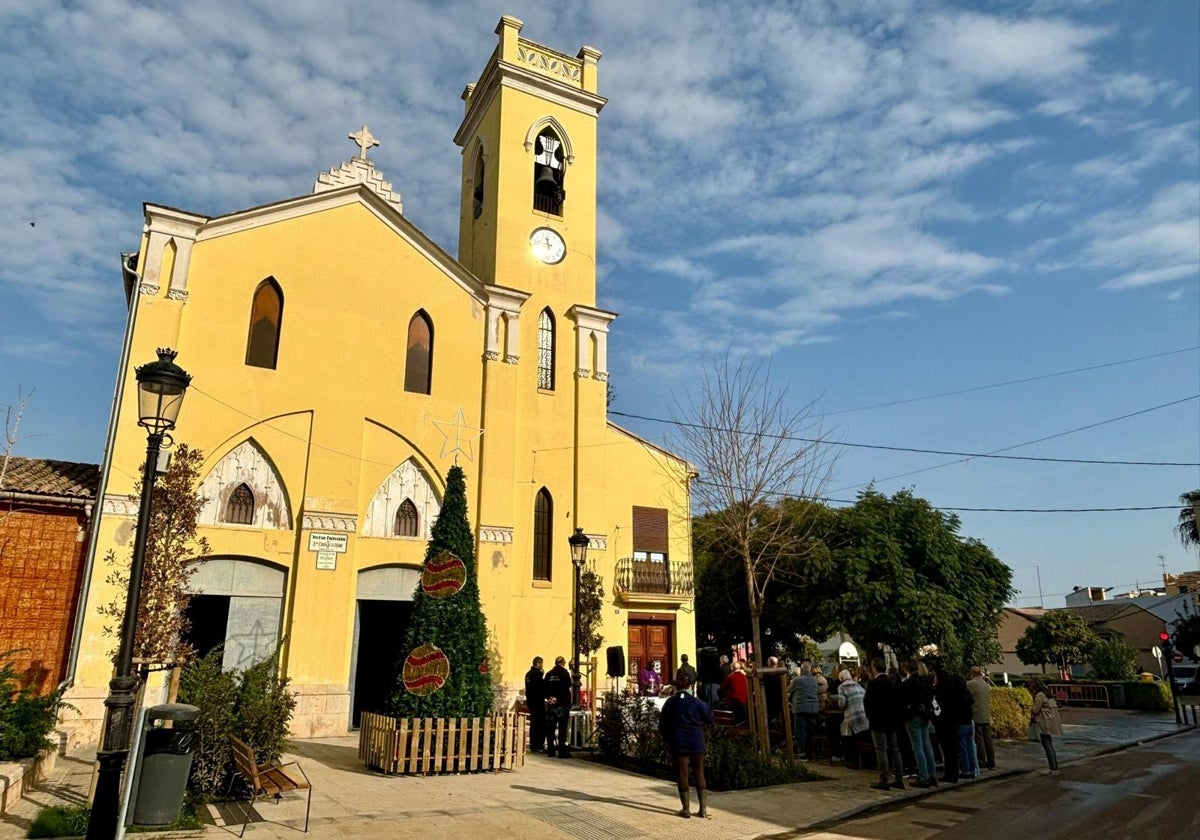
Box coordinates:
[543,656,573,758]
[524,656,545,753]
[934,669,973,782]
[863,659,905,791]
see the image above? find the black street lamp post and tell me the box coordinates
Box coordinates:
[568,527,590,709]
[88,349,191,840]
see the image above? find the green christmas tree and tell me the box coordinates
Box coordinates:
[388,464,494,718]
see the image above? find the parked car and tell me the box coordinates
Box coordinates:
[1169,663,1199,694]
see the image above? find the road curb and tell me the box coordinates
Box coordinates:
[767,725,1196,839]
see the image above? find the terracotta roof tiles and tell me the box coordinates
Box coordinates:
[0,456,100,499]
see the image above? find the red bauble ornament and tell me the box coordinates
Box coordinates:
[402,643,450,696]
[421,552,467,599]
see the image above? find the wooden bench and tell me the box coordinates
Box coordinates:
[228,735,311,836]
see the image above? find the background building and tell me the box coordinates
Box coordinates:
[0,457,98,693]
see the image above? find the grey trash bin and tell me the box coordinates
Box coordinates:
[1109,683,1126,709]
[132,703,200,825]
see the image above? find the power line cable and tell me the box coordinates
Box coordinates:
[611,394,1200,467]
[690,476,1179,513]
[821,345,1199,416]
[831,394,1200,493]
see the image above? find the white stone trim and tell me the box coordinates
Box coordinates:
[102,494,138,516]
[586,532,607,551]
[166,289,189,302]
[301,510,357,532]
[569,304,618,381]
[143,206,204,296]
[361,459,441,539]
[198,439,293,530]
[314,157,402,213]
[137,283,160,297]
[523,116,575,165]
[479,525,514,544]
[484,285,530,363]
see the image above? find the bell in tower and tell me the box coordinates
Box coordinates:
[533,129,565,215]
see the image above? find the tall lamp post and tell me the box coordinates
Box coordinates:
[568,527,590,709]
[88,349,191,840]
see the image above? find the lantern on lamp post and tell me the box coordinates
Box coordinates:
[568,527,590,709]
[88,349,191,840]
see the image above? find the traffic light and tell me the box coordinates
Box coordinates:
[1160,631,1174,657]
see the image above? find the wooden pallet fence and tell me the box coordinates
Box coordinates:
[358,711,528,775]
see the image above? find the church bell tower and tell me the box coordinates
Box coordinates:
[454,15,605,312]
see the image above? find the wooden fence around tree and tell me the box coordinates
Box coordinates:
[358,712,528,775]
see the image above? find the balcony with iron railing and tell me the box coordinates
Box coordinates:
[613,557,694,606]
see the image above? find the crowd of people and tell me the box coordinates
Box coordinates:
[781,657,1063,789]
[525,650,1065,814]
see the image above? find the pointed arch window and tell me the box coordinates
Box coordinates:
[537,309,555,390]
[533,128,565,215]
[246,278,283,369]
[394,498,419,537]
[404,310,433,394]
[224,483,256,525]
[472,147,485,219]
[533,488,553,581]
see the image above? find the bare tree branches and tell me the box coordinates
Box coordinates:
[673,354,839,662]
[0,387,35,493]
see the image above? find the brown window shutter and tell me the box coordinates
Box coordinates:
[632,506,668,554]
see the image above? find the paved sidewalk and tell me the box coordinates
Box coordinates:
[0,709,1186,840]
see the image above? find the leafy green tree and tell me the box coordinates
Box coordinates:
[693,499,835,655]
[388,465,493,718]
[1177,490,1200,552]
[811,489,1013,672]
[1172,609,1200,663]
[1015,610,1097,670]
[1088,638,1138,680]
[577,566,605,658]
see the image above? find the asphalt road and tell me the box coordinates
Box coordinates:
[799,728,1199,840]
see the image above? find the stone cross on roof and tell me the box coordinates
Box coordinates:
[349,125,379,160]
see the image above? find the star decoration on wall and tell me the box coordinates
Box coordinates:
[433,409,484,463]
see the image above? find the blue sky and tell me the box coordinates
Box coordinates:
[1,1,1197,609]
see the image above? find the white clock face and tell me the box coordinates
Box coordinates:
[530,227,566,264]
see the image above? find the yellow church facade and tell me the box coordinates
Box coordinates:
[66,16,696,740]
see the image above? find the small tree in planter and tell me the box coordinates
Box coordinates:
[387,465,493,718]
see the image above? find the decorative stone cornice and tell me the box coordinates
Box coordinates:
[102,494,138,516]
[314,158,402,214]
[479,525,514,544]
[484,350,500,362]
[576,369,590,379]
[167,289,189,302]
[301,511,357,532]
[504,354,519,365]
[586,532,607,551]
[138,283,160,296]
[593,371,608,382]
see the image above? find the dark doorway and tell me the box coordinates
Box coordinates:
[184,594,231,660]
[352,599,413,727]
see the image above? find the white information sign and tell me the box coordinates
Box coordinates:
[315,551,337,570]
[308,532,348,553]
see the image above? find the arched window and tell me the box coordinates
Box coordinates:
[245,278,283,369]
[404,310,433,394]
[394,499,419,537]
[533,488,552,581]
[532,128,565,215]
[537,308,555,390]
[224,483,255,525]
[472,147,485,219]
